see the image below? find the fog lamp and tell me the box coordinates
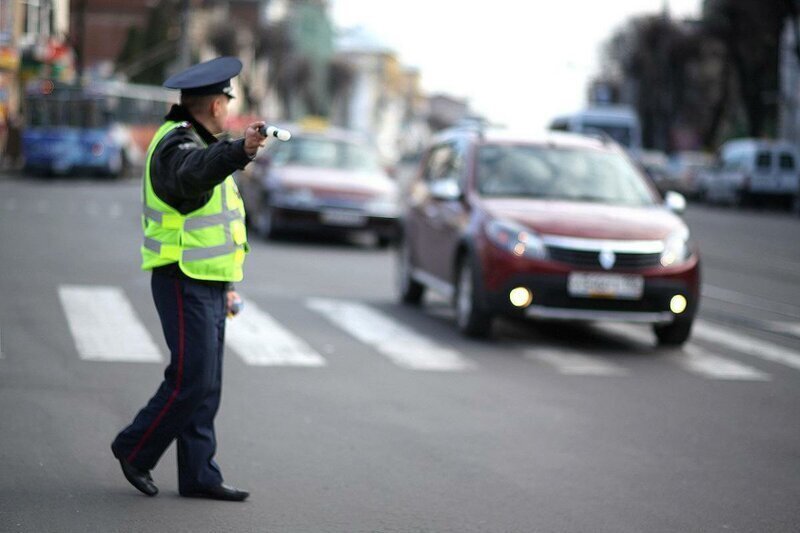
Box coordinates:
[670,295,687,314]
[509,287,533,308]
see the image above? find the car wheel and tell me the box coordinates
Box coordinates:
[455,258,493,338]
[653,318,693,347]
[396,240,424,305]
[255,204,276,240]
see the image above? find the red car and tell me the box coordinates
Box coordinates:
[397,127,700,345]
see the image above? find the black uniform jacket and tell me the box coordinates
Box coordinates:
[150,104,253,287]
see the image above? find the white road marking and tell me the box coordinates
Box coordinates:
[702,284,800,319]
[225,299,326,367]
[35,199,48,213]
[668,345,770,381]
[525,348,630,376]
[587,322,769,380]
[58,285,162,362]
[764,321,800,339]
[306,298,473,371]
[693,319,800,371]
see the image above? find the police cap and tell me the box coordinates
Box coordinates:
[163,56,242,99]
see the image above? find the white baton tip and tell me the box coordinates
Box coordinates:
[267,126,291,141]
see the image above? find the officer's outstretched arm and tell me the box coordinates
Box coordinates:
[159,133,252,197]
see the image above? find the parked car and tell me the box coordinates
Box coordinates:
[397,127,701,345]
[702,138,799,207]
[666,151,715,199]
[636,150,671,194]
[238,125,400,247]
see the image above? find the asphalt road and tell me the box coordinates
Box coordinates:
[0,176,799,533]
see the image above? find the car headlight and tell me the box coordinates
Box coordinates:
[660,227,692,267]
[365,195,400,217]
[271,187,317,208]
[485,219,547,259]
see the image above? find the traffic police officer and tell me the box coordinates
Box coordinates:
[111,57,267,501]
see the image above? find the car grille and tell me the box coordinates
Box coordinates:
[546,246,662,269]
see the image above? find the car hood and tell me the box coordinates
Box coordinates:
[481,198,683,240]
[271,166,395,198]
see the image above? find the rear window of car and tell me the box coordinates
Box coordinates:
[756,151,772,170]
[476,144,656,206]
[779,152,795,171]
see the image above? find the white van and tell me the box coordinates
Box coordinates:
[549,106,642,155]
[702,139,800,206]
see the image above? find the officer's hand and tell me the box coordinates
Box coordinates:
[244,121,267,157]
[226,290,243,317]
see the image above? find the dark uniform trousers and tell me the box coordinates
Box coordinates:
[112,271,227,493]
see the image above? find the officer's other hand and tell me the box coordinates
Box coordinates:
[226,290,243,317]
[244,121,267,157]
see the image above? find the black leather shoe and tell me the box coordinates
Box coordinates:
[118,458,158,497]
[181,484,249,502]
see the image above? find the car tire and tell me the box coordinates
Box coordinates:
[653,318,693,347]
[255,204,277,240]
[396,240,424,305]
[455,257,493,338]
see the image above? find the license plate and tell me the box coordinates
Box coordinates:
[320,210,366,227]
[567,272,644,300]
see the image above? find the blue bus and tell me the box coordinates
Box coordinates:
[22,80,175,177]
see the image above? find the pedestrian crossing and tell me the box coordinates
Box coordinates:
[58,285,162,363]
[226,298,326,367]
[5,284,800,382]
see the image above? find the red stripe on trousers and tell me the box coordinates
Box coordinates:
[127,279,185,464]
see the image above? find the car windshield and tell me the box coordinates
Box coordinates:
[271,137,381,173]
[476,144,656,206]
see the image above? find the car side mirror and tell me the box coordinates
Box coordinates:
[429,178,462,201]
[664,191,686,214]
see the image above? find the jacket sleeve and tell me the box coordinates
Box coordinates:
[154,127,253,199]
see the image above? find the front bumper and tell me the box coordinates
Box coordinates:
[270,205,399,238]
[484,273,698,324]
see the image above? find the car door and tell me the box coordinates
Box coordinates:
[419,141,469,287]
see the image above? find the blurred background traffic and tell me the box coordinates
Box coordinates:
[0,0,798,215]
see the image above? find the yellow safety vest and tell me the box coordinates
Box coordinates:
[141,121,248,282]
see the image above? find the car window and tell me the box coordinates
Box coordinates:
[779,152,795,171]
[476,144,656,206]
[423,143,460,182]
[267,137,381,173]
[756,151,772,171]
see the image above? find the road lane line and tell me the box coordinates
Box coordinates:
[584,323,769,380]
[525,348,630,376]
[306,298,473,371]
[693,319,800,371]
[668,345,770,381]
[225,299,326,367]
[702,285,800,319]
[58,285,162,362]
